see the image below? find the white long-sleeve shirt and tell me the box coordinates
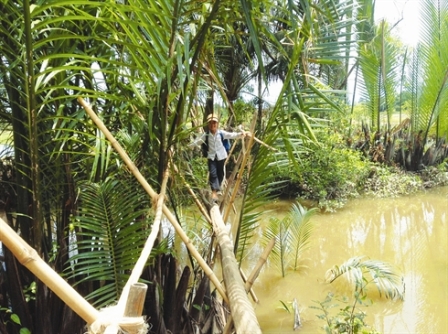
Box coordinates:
[191,129,244,161]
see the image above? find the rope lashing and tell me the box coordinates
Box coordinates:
[88,306,149,334]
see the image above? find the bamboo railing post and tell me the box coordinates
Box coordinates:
[209,205,261,334]
[78,97,229,304]
[124,283,148,317]
[223,120,256,223]
[0,215,100,325]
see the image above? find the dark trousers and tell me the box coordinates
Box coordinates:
[208,158,225,191]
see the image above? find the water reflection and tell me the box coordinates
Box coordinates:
[253,187,447,333]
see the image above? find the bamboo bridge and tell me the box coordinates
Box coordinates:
[0,98,273,333]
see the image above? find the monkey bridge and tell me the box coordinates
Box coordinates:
[0,97,277,333]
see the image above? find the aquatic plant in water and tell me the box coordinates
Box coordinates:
[312,256,404,333]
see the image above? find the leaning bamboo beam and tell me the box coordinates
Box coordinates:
[221,151,243,212]
[99,165,171,334]
[209,205,261,334]
[245,237,276,291]
[0,215,99,325]
[223,120,256,223]
[115,165,170,315]
[78,97,229,304]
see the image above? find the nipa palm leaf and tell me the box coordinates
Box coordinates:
[325,256,404,301]
[66,177,152,307]
[288,202,317,271]
[264,216,291,278]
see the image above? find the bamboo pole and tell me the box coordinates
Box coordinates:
[223,128,256,223]
[173,162,211,223]
[239,268,258,303]
[245,237,275,291]
[250,134,277,152]
[78,97,228,304]
[115,165,170,315]
[209,205,261,334]
[124,283,148,317]
[222,114,258,223]
[237,125,277,152]
[221,151,243,212]
[223,237,275,334]
[0,215,99,325]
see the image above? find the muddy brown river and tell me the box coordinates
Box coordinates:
[250,186,447,333]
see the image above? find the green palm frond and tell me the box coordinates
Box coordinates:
[359,20,403,131]
[261,202,316,277]
[325,256,404,301]
[412,0,448,141]
[235,0,362,267]
[66,178,152,307]
[264,216,290,278]
[288,203,317,271]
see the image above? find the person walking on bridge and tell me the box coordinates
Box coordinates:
[192,113,249,204]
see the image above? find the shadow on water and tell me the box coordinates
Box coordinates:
[251,186,448,333]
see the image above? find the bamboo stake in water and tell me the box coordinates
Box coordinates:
[245,237,276,291]
[78,97,228,304]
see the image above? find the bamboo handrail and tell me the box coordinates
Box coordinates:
[78,97,229,304]
[237,125,277,152]
[173,162,212,224]
[223,123,256,223]
[249,134,277,152]
[0,215,100,325]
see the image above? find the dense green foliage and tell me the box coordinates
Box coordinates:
[295,131,372,211]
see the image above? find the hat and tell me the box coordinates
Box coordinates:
[207,114,219,122]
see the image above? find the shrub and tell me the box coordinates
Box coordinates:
[363,166,423,197]
[296,131,372,211]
